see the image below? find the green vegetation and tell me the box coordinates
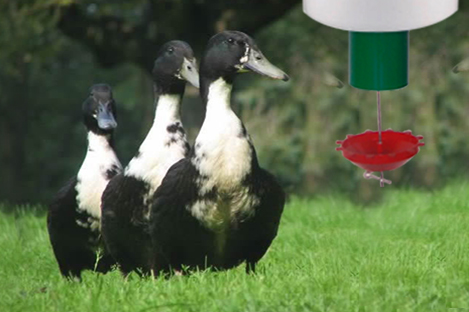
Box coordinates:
[1,183,468,311]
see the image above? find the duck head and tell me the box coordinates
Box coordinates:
[152,40,199,94]
[200,30,289,85]
[82,84,117,135]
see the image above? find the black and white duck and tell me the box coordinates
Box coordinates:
[100,41,199,275]
[149,31,289,275]
[47,84,122,279]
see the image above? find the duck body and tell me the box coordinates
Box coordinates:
[150,31,289,274]
[150,134,285,272]
[101,96,190,275]
[100,41,199,275]
[47,84,121,279]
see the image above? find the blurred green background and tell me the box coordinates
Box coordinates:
[1,0,469,206]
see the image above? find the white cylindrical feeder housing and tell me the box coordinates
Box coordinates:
[303,0,459,90]
[303,0,458,32]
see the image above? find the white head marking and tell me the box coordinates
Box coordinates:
[239,45,250,64]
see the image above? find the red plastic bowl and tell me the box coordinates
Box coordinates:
[336,130,424,172]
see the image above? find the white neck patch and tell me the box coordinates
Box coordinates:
[76,132,122,225]
[125,94,188,194]
[192,78,253,194]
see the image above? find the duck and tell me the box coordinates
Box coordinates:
[100,41,199,276]
[149,30,289,275]
[47,84,122,280]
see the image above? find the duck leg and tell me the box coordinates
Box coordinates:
[245,261,256,274]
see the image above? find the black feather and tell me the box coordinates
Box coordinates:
[47,177,115,280]
[101,174,153,275]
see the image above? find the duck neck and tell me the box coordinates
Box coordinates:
[152,92,182,127]
[86,131,114,152]
[133,87,183,157]
[201,77,233,118]
[194,76,258,183]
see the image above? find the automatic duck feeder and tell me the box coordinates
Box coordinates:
[303,0,458,186]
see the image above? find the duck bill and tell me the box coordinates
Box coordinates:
[179,58,200,88]
[97,102,117,130]
[453,58,469,73]
[243,48,290,81]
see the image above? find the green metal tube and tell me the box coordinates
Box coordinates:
[349,31,409,91]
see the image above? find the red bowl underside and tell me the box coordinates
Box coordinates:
[337,130,423,172]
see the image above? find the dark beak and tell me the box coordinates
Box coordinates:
[243,48,290,81]
[96,102,117,130]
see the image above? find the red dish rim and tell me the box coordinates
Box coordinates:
[336,130,425,166]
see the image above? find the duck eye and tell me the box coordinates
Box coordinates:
[168,47,174,54]
[227,38,235,44]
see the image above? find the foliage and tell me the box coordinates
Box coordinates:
[55,0,299,70]
[0,1,150,204]
[2,182,469,311]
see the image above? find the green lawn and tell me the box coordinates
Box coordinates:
[1,183,469,312]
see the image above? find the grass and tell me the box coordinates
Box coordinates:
[1,182,469,312]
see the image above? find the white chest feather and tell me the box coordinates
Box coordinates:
[76,133,122,228]
[188,78,259,238]
[193,78,253,194]
[190,189,259,230]
[125,95,188,197]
